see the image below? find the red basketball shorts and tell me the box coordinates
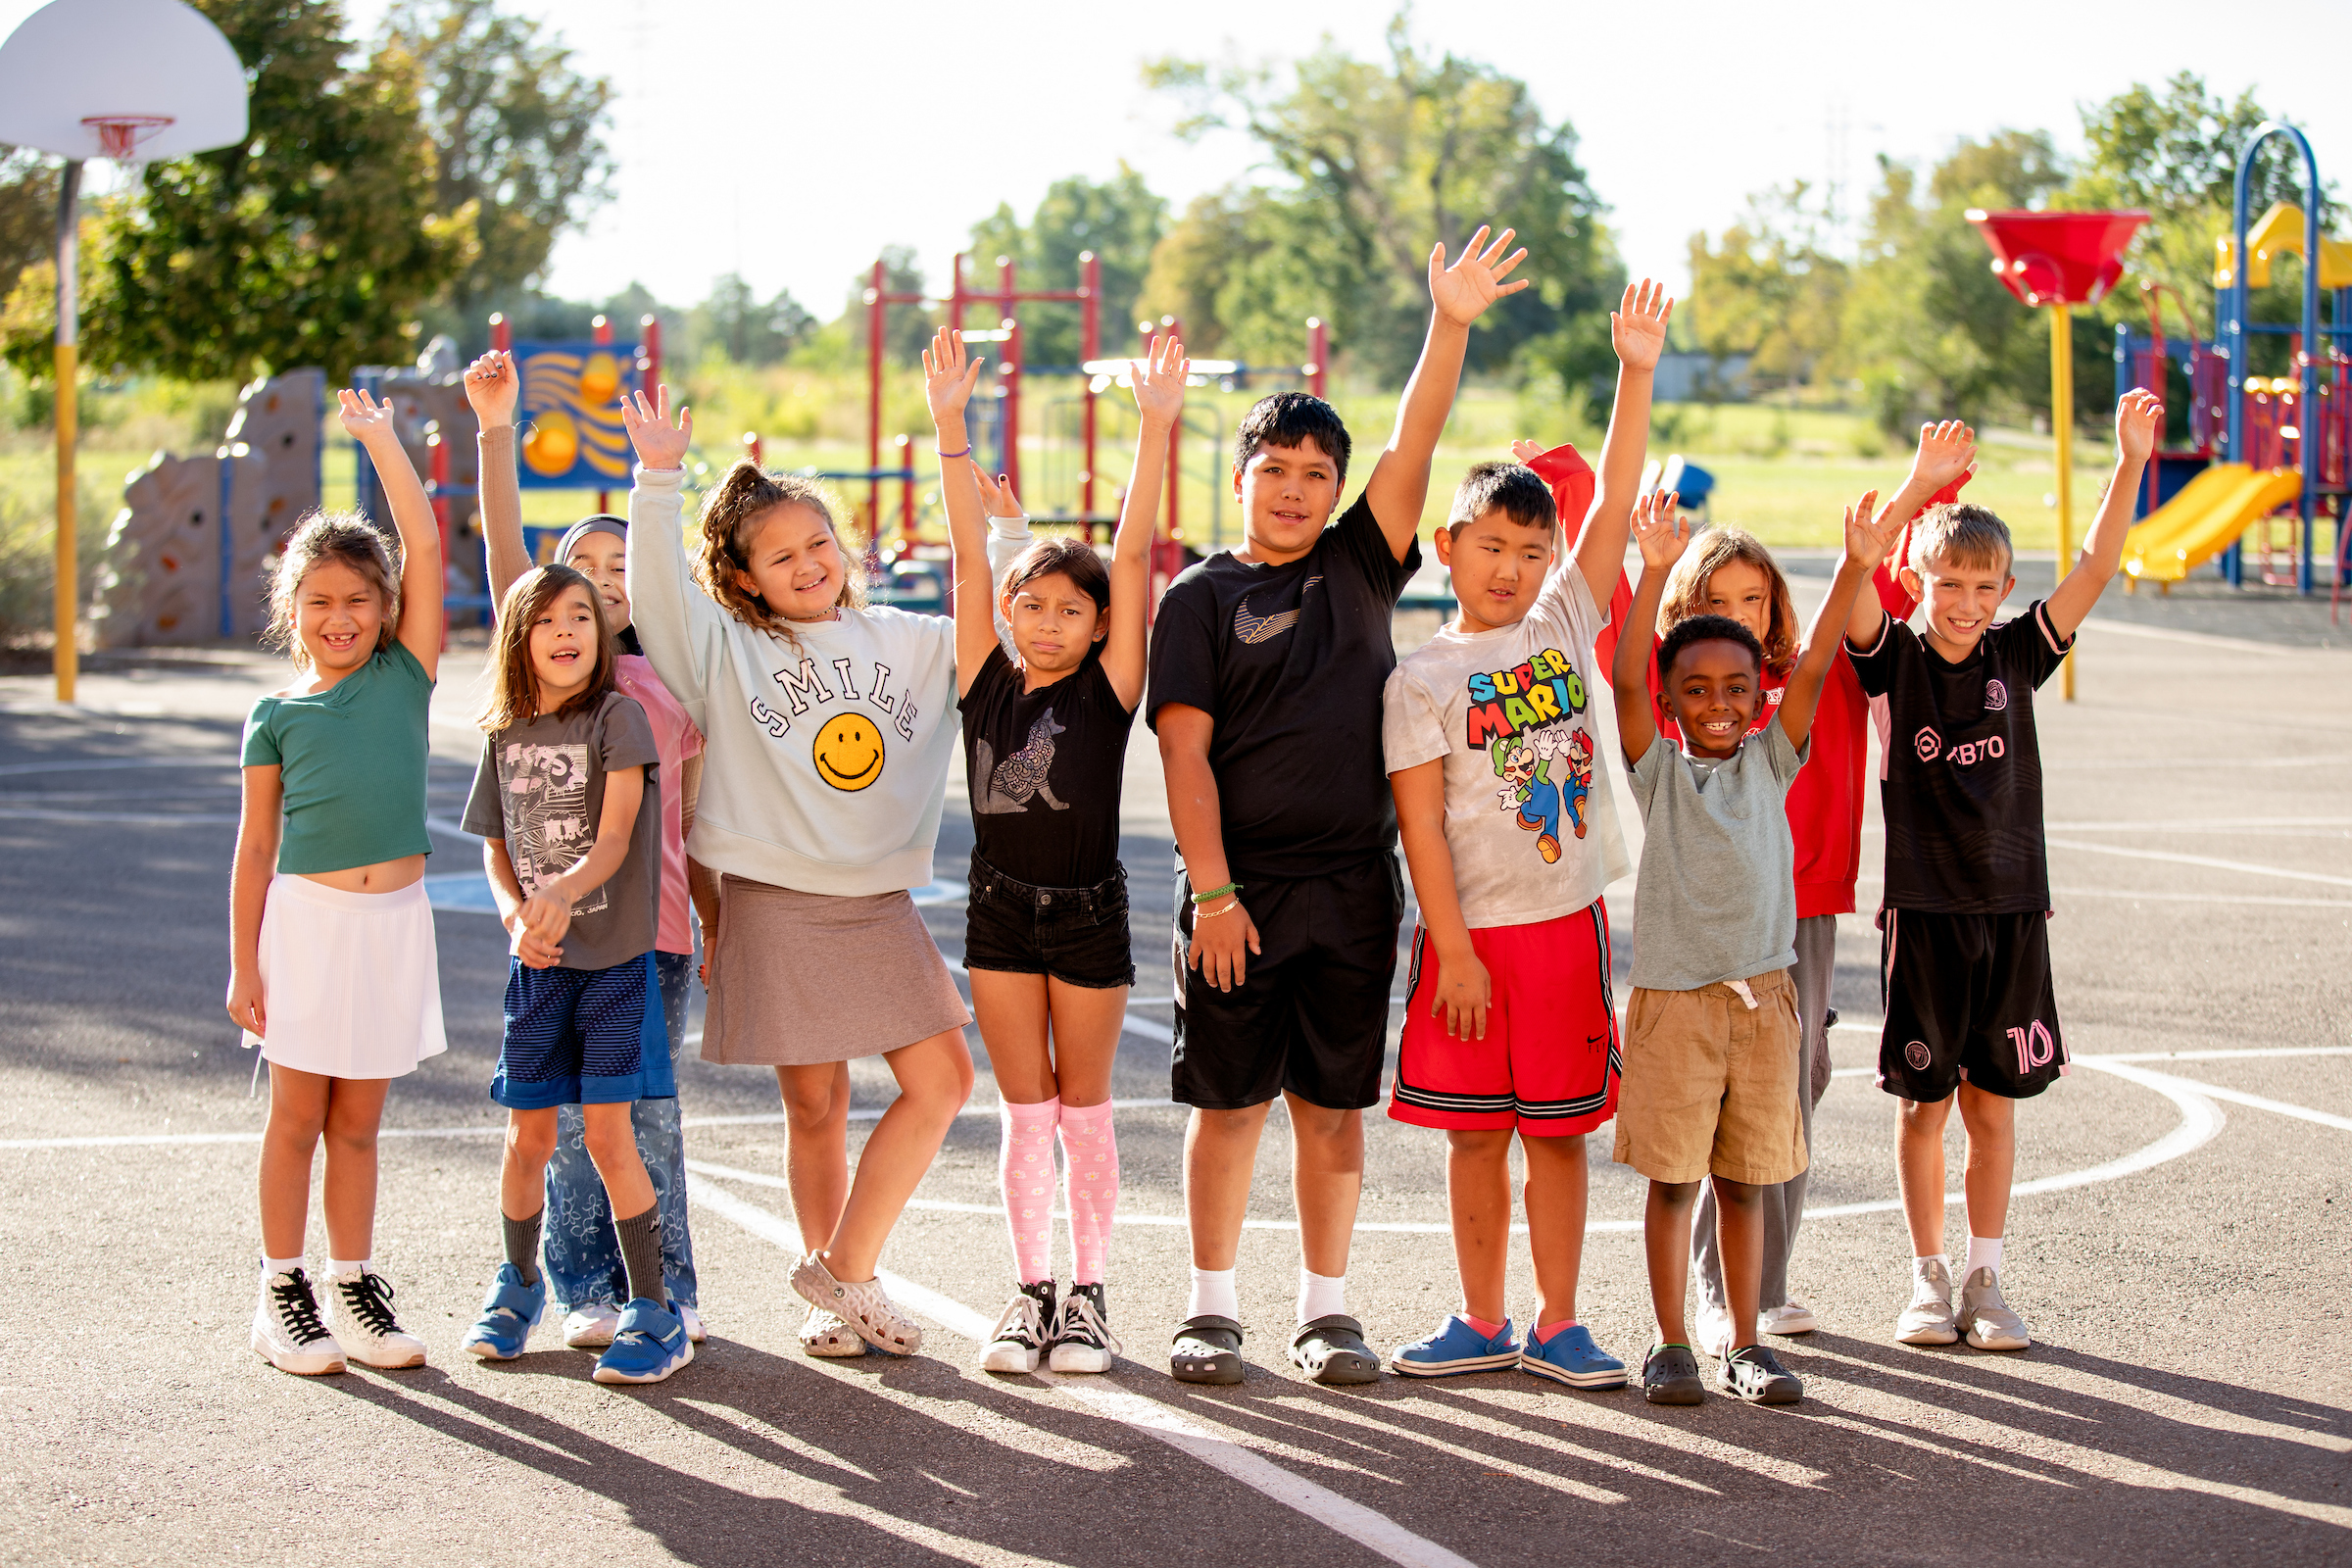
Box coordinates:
[1389,900,1620,1137]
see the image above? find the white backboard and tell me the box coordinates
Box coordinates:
[0,0,246,162]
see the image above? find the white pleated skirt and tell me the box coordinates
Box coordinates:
[243,873,448,1079]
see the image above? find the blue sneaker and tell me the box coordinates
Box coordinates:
[461,1264,546,1360]
[1390,1314,1521,1377]
[1520,1322,1628,1389]
[592,1297,693,1386]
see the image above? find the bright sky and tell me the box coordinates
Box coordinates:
[20,0,2352,319]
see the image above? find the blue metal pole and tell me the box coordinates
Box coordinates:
[2231,121,2325,592]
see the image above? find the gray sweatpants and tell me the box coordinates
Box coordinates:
[1692,913,1837,1316]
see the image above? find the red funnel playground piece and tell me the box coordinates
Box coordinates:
[1967,210,2148,307]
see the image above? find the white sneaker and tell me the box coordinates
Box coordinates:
[1693,1300,1738,1359]
[1896,1258,1960,1346]
[1957,1267,2031,1351]
[798,1305,866,1358]
[253,1267,345,1376]
[1761,1298,1819,1336]
[679,1302,706,1344]
[326,1268,426,1369]
[564,1304,623,1349]
[1046,1283,1120,1375]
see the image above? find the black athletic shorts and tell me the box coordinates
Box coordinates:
[964,858,1136,990]
[1170,853,1404,1111]
[1877,907,2067,1102]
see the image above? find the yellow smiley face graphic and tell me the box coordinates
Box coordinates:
[812,711,886,791]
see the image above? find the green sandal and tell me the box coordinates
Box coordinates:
[1171,1314,1245,1385]
[1290,1314,1382,1387]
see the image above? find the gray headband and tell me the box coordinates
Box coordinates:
[555,514,627,564]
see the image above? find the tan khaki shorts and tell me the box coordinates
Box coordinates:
[1612,970,1807,1185]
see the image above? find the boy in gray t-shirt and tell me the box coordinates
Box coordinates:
[1608,488,1905,1407]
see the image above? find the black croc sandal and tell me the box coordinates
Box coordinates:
[1171,1314,1245,1385]
[1290,1314,1382,1386]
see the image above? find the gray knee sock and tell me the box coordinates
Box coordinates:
[614,1204,666,1308]
[503,1208,543,1287]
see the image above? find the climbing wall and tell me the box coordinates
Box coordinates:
[222,368,324,638]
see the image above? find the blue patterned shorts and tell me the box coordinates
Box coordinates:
[493,953,679,1110]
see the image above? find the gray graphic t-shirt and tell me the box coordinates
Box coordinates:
[463,690,662,971]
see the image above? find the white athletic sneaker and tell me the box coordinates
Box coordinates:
[1693,1300,1738,1359]
[679,1303,706,1345]
[1896,1258,1960,1346]
[253,1267,345,1376]
[1957,1267,2031,1351]
[1761,1298,1819,1336]
[981,1281,1054,1375]
[798,1305,866,1358]
[564,1304,623,1349]
[326,1268,426,1369]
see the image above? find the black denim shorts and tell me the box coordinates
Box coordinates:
[963,858,1136,990]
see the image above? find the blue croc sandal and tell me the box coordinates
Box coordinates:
[1520,1323,1627,1390]
[1392,1314,1520,1377]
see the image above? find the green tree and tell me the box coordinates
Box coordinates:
[24,0,470,381]
[385,0,612,332]
[1146,12,1615,391]
[1686,182,1847,392]
[965,166,1165,367]
[686,272,815,367]
[844,244,932,368]
[0,152,55,296]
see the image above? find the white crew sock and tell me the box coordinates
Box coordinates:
[327,1258,370,1280]
[1912,1253,1946,1279]
[263,1254,305,1279]
[1298,1268,1347,1324]
[1187,1266,1239,1322]
[1965,1236,2003,1281]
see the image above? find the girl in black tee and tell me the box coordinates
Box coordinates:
[923,327,1183,1378]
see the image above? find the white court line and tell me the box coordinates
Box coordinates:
[2112,1069,2352,1132]
[686,1177,1478,1568]
[2043,837,2352,890]
[0,807,241,824]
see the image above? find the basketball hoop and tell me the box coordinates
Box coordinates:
[81,114,174,162]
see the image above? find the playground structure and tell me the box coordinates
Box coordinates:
[2115,123,2349,599]
[89,369,324,647]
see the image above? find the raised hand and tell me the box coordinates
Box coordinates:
[1610,278,1675,372]
[1908,418,1977,494]
[1631,488,1690,572]
[620,384,693,471]
[921,326,984,426]
[337,387,398,446]
[1130,331,1189,430]
[973,468,1028,521]
[463,351,518,427]
[1509,437,1545,465]
[1840,487,1898,570]
[2115,386,2165,465]
[1429,224,1532,328]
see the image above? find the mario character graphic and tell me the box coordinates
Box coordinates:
[1491,726,1594,864]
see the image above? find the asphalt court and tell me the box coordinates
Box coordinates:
[3,572,2348,1567]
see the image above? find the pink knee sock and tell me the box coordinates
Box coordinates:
[1057,1100,1119,1286]
[999,1097,1059,1285]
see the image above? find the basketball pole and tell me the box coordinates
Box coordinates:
[53,158,78,705]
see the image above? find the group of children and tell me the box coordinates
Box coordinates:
[227,217,2166,1406]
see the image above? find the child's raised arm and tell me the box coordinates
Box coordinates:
[1784,489,1902,749]
[1849,419,1977,650]
[921,327,999,698]
[464,351,527,612]
[1102,332,1186,710]
[340,388,443,680]
[621,386,722,720]
[1361,224,1533,562]
[1613,490,1690,766]
[1573,279,1672,607]
[2045,388,2163,640]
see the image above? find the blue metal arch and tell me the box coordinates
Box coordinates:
[2222,121,2325,592]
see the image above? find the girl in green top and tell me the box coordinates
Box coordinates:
[229,388,446,1379]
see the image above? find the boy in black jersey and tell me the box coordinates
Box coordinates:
[1842,388,2164,1353]
[1149,225,1533,1388]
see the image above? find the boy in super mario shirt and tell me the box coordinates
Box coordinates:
[1377,280,1670,1391]
[1843,388,2163,1354]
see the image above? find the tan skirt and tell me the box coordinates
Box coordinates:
[705,874,970,1065]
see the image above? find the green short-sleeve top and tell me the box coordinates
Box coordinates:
[242,641,435,874]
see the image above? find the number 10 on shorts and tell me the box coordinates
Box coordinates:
[2007,1020,2056,1075]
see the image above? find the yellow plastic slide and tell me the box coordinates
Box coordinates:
[2122,464,2304,584]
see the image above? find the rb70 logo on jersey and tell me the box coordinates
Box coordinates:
[1914,726,2005,767]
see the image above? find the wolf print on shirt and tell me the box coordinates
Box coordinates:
[1234,576,1322,645]
[974,711,1068,814]
[1465,645,1598,866]
[499,741,608,915]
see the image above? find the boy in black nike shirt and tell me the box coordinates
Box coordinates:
[1842,388,2164,1353]
[1148,225,1533,1388]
